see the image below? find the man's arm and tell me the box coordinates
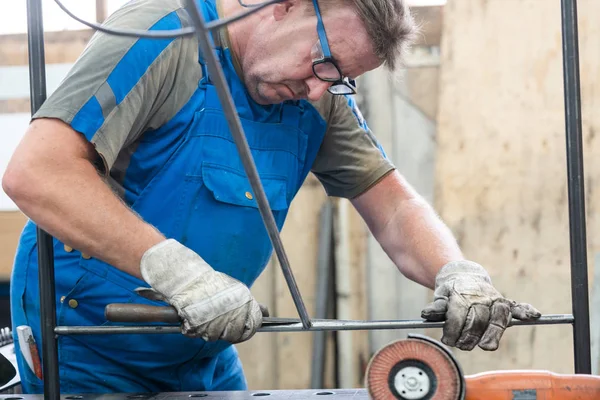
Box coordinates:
[2,118,264,343]
[0,0,198,278]
[2,118,164,279]
[1,1,265,344]
[350,169,464,289]
[311,94,540,351]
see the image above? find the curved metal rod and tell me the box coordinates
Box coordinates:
[53,0,284,38]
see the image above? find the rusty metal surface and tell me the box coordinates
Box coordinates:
[0,389,369,400]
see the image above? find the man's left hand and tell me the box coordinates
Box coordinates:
[420,260,541,351]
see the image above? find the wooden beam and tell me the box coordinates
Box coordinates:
[0,212,28,280]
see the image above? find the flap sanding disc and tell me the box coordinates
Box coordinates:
[365,337,462,400]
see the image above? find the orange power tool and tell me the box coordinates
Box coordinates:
[365,334,600,400]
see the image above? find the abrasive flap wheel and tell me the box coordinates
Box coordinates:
[365,336,464,400]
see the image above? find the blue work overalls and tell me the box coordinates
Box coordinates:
[10,0,328,393]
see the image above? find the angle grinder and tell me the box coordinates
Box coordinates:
[364,334,600,400]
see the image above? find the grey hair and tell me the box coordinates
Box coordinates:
[311,0,419,71]
[351,0,418,71]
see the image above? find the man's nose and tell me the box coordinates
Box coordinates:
[305,77,332,101]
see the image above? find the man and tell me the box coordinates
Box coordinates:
[2,0,541,394]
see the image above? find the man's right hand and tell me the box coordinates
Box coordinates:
[139,239,264,343]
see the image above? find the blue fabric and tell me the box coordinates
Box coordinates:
[10,0,328,394]
[70,95,104,141]
[107,12,181,105]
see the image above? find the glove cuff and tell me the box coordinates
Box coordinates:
[436,260,492,285]
[140,238,213,298]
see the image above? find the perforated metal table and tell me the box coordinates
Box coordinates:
[1,390,367,400]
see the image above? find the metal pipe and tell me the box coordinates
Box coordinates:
[26,0,60,398]
[310,202,333,389]
[334,199,353,388]
[183,0,311,329]
[560,0,592,374]
[55,314,575,335]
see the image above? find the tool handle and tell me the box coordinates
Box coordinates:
[105,304,180,323]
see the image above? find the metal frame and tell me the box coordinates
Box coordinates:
[22,0,591,399]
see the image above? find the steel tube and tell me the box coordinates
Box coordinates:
[183,0,311,328]
[310,202,333,389]
[560,0,592,374]
[26,1,60,399]
[55,314,575,335]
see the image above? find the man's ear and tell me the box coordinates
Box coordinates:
[273,0,299,21]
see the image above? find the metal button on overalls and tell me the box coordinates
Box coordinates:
[64,245,73,252]
[68,299,78,309]
[245,192,253,200]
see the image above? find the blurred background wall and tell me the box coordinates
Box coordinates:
[1,0,599,391]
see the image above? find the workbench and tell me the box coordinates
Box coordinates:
[0,390,368,400]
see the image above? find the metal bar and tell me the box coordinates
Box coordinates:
[55,314,575,335]
[560,0,592,374]
[184,0,311,328]
[26,0,60,398]
[310,202,333,389]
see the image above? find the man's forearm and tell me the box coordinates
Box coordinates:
[4,157,164,279]
[2,121,164,279]
[376,197,464,289]
[352,171,464,290]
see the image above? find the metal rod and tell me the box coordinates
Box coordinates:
[310,202,333,389]
[184,0,311,329]
[560,0,592,374]
[26,0,60,398]
[55,314,575,335]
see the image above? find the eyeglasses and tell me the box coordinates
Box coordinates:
[311,0,357,95]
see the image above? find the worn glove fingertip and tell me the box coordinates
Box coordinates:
[478,324,505,351]
[421,310,446,321]
[478,339,500,351]
[259,303,270,318]
[511,303,542,320]
[441,335,456,348]
[421,299,448,321]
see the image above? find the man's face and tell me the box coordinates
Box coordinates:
[239,0,381,105]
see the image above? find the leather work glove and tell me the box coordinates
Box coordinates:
[139,239,265,343]
[420,260,541,351]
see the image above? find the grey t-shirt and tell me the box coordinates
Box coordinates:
[33,0,395,199]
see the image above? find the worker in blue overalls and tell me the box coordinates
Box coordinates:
[3,0,541,394]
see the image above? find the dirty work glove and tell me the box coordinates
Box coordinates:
[421,260,541,351]
[139,239,265,343]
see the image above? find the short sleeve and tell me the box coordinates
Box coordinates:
[32,0,192,174]
[311,95,395,199]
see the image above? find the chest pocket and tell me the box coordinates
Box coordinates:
[168,107,308,286]
[201,163,288,210]
[187,108,307,195]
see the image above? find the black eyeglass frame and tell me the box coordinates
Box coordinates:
[311,0,356,95]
